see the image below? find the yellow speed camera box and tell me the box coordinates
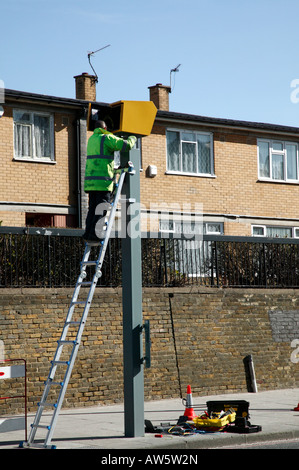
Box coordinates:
[88,100,157,137]
[111,100,157,136]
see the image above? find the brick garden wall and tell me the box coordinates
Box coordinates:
[1,287,299,415]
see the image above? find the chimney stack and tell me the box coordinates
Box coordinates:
[148,83,171,111]
[74,73,97,101]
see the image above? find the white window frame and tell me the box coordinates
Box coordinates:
[257,139,299,183]
[205,222,223,235]
[13,108,55,163]
[159,220,223,235]
[252,225,266,237]
[159,220,175,233]
[252,224,299,238]
[166,129,215,177]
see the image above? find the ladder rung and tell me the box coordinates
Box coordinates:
[38,402,57,408]
[78,281,92,286]
[81,260,97,266]
[65,321,81,325]
[51,360,70,366]
[45,380,64,387]
[71,301,86,305]
[31,424,51,430]
[57,340,78,345]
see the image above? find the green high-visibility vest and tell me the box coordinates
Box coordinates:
[84,128,136,192]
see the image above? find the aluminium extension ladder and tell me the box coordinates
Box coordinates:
[22,163,135,449]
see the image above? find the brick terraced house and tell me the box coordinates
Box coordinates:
[2,74,299,239]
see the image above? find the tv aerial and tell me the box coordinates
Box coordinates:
[87,44,111,83]
[170,64,181,91]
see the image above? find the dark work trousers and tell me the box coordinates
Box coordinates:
[83,191,112,242]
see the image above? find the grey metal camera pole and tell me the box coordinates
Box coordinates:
[120,147,144,437]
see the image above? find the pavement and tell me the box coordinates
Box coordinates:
[1,388,299,451]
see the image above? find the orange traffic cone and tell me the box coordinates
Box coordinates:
[183,385,197,420]
[294,403,299,411]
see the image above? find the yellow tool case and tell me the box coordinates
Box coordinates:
[192,410,236,431]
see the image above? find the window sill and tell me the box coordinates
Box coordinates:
[165,171,216,178]
[257,178,299,185]
[13,157,56,164]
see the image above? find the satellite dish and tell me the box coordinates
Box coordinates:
[0,106,4,118]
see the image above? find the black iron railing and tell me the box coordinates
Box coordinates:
[1,227,299,288]
[0,227,121,288]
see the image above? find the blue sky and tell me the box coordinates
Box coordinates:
[1,0,299,127]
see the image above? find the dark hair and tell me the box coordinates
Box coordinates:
[94,120,107,129]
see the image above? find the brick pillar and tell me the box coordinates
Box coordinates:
[148,83,171,111]
[74,73,97,101]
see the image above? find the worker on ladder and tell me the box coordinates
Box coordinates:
[82,120,137,245]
